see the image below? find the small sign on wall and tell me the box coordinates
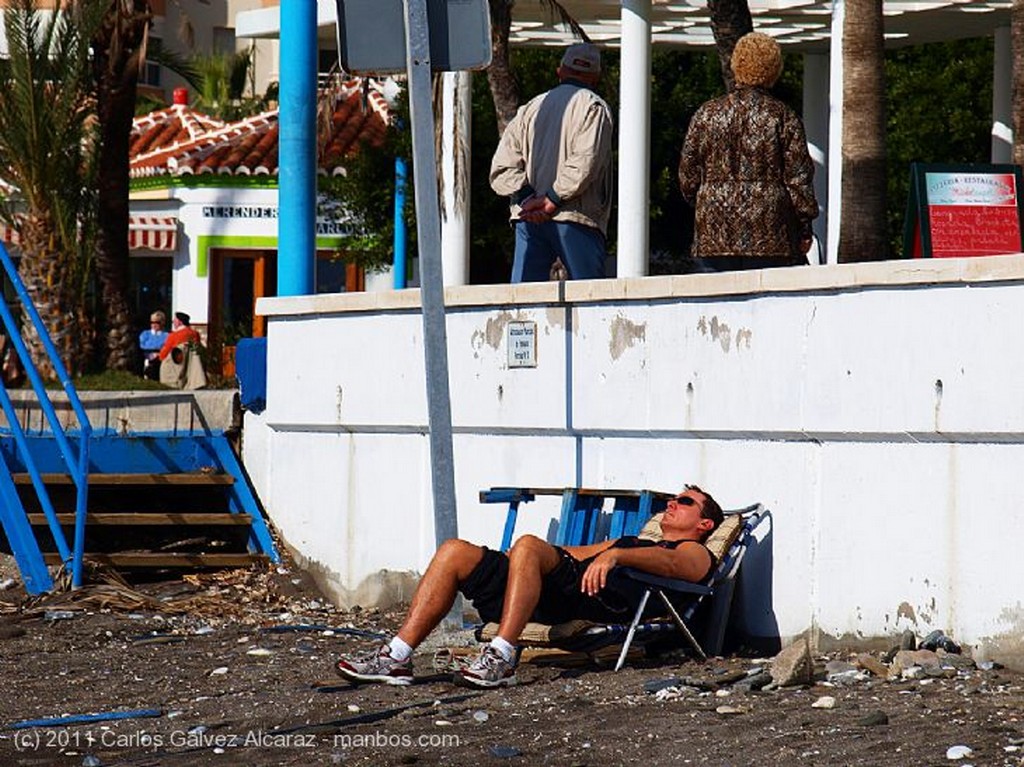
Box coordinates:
[507,321,537,368]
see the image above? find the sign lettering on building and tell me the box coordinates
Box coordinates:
[201,205,355,236]
[201,205,278,219]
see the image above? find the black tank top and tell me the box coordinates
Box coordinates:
[572,536,718,622]
[608,535,718,578]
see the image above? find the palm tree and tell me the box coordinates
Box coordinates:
[839,0,887,261]
[191,48,267,121]
[0,0,104,379]
[1013,0,1024,166]
[90,0,152,373]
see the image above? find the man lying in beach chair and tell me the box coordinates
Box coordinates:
[476,503,756,669]
[334,485,724,689]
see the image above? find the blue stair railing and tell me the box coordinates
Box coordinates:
[0,242,92,590]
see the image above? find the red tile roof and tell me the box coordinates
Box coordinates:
[130,78,391,180]
[130,104,225,159]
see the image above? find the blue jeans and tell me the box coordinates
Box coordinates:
[510,220,606,282]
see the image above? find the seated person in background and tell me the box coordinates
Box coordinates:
[335,485,723,689]
[139,310,168,380]
[158,312,201,361]
[158,312,207,390]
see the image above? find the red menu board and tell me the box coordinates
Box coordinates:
[904,164,1024,259]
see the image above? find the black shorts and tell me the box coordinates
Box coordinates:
[460,547,651,625]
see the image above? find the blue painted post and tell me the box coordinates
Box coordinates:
[278,1,316,296]
[393,156,408,289]
[0,391,71,563]
[0,460,52,594]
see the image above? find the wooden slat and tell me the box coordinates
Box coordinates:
[43,553,266,567]
[27,513,253,526]
[13,473,234,486]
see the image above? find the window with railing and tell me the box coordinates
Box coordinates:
[141,36,162,87]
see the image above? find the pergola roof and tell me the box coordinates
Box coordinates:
[237,0,1011,53]
[515,0,1010,50]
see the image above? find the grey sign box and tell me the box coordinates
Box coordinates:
[335,0,492,74]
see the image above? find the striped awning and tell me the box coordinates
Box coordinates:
[128,215,177,251]
[0,216,178,252]
[0,220,19,245]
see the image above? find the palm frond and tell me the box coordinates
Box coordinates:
[537,0,590,42]
[0,0,100,287]
[147,37,202,90]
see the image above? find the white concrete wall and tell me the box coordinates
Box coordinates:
[246,257,1024,665]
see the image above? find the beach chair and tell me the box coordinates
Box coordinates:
[477,487,766,669]
[608,505,764,668]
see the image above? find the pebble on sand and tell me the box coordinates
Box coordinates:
[946,745,973,760]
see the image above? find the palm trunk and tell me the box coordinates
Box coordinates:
[839,0,887,262]
[17,215,90,380]
[94,78,138,371]
[487,0,520,135]
[92,1,150,371]
[1013,0,1024,166]
[707,0,753,91]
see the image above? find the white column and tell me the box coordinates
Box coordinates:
[803,54,830,266]
[616,0,652,278]
[992,27,1012,163]
[826,0,845,266]
[440,71,472,286]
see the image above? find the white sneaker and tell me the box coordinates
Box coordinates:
[335,643,413,685]
[456,645,517,688]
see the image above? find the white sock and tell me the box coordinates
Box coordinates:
[388,636,413,661]
[490,636,517,663]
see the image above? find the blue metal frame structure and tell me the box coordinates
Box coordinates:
[209,436,279,562]
[0,241,278,594]
[0,243,91,588]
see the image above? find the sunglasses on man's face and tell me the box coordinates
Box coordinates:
[673,495,696,506]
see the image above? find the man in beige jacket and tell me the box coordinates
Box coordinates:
[490,43,614,282]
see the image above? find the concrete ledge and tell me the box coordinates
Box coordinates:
[0,389,241,435]
[255,254,1024,317]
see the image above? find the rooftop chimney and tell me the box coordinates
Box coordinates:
[172,87,188,106]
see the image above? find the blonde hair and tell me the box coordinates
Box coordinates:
[150,310,166,324]
[731,32,783,88]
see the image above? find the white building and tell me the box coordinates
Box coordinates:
[126,80,390,373]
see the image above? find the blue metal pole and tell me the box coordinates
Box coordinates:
[393,157,408,289]
[71,436,89,587]
[278,1,316,296]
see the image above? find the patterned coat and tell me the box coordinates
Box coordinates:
[678,87,818,259]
